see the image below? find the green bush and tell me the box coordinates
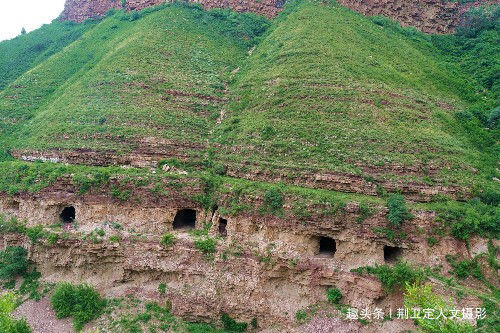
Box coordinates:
[50,283,106,331]
[194,237,217,256]
[326,287,342,304]
[160,233,174,247]
[25,225,45,243]
[108,235,121,243]
[404,283,474,332]
[263,188,284,213]
[0,215,25,234]
[445,255,483,280]
[0,293,32,332]
[47,233,59,245]
[158,283,166,294]
[386,194,413,227]
[220,313,247,332]
[110,185,132,201]
[0,246,29,280]
[352,261,427,292]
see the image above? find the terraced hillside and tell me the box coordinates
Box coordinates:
[211,1,497,201]
[0,1,498,332]
[0,5,267,166]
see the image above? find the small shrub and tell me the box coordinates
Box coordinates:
[95,228,105,237]
[326,287,342,304]
[108,235,121,243]
[0,292,32,332]
[250,317,258,329]
[446,255,483,280]
[404,283,474,332]
[25,225,45,243]
[110,185,132,201]
[352,261,427,291]
[160,233,174,247]
[194,237,217,256]
[386,194,413,227]
[47,233,59,245]
[158,283,166,294]
[221,313,247,332]
[263,188,283,213]
[0,246,29,280]
[51,283,105,331]
[295,309,307,322]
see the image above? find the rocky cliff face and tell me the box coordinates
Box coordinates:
[59,0,499,33]
[59,0,284,21]
[0,179,494,329]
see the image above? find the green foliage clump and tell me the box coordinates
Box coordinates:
[108,235,121,243]
[160,233,174,247]
[295,309,307,322]
[0,246,29,280]
[158,283,166,294]
[50,283,106,331]
[25,225,45,243]
[436,199,499,241]
[386,194,413,227]
[47,233,59,245]
[220,313,247,332]
[263,188,284,213]
[0,293,32,333]
[110,185,132,201]
[326,287,342,304]
[0,215,25,234]
[352,261,427,292]
[194,237,217,256]
[404,283,474,333]
[445,255,483,280]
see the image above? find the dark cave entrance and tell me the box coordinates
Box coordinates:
[318,237,336,257]
[173,209,196,230]
[6,200,20,211]
[218,218,227,237]
[384,246,402,263]
[60,206,76,223]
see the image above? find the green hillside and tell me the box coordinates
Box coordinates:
[0,0,497,198]
[211,0,498,194]
[0,4,267,160]
[0,19,97,90]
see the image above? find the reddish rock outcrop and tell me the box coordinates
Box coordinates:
[59,0,499,33]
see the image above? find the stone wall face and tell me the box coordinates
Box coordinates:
[59,0,499,33]
[337,0,499,34]
[59,0,284,22]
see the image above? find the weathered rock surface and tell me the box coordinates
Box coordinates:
[0,179,492,328]
[59,0,500,33]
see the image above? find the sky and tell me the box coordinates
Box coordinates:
[0,0,66,42]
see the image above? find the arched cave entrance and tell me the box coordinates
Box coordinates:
[173,209,196,230]
[60,206,76,223]
[218,218,227,237]
[384,245,402,263]
[318,236,336,257]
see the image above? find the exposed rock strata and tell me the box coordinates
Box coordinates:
[59,0,500,33]
[0,179,491,328]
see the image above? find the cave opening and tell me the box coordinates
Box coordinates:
[384,245,402,263]
[6,200,19,210]
[318,236,336,257]
[218,218,227,237]
[60,206,76,223]
[173,209,196,230]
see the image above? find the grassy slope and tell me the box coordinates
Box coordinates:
[0,0,497,199]
[0,4,255,161]
[211,0,496,191]
[0,20,97,91]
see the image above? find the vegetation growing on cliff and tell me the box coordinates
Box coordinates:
[51,283,106,331]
